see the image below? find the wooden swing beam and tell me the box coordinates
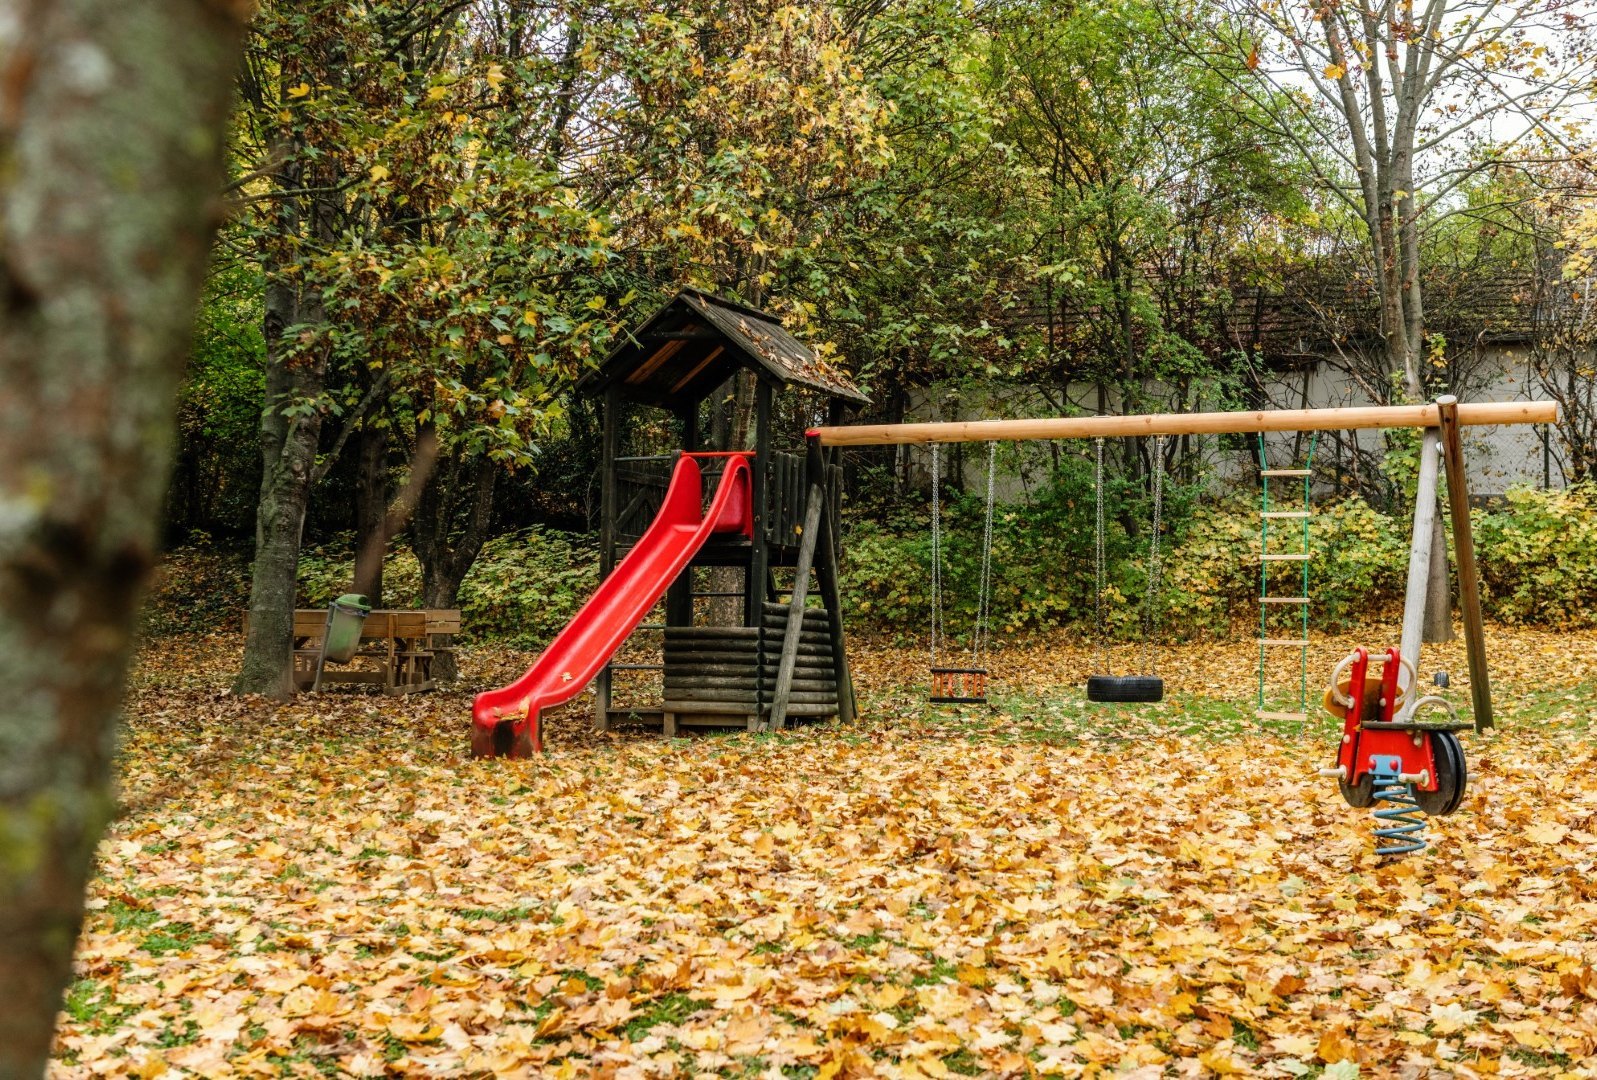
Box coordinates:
[811,397,1563,734]
[807,400,1555,446]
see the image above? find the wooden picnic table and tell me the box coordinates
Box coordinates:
[246,608,462,694]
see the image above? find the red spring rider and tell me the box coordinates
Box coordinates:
[1319,646,1469,855]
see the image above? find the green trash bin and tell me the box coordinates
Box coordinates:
[313,593,371,690]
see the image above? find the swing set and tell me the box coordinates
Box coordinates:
[814,397,1558,857]
[925,434,1172,706]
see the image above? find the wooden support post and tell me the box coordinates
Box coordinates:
[817,460,855,722]
[747,380,773,630]
[1436,395,1494,730]
[1399,425,1443,689]
[769,481,823,732]
[666,404,698,633]
[594,384,620,732]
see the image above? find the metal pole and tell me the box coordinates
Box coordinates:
[1399,426,1443,689]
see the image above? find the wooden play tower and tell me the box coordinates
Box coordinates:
[577,289,865,734]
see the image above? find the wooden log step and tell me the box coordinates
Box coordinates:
[780,703,840,717]
[760,668,838,683]
[760,680,838,694]
[757,656,836,671]
[664,666,760,680]
[760,669,838,684]
[757,636,832,650]
[760,622,832,637]
[665,637,759,651]
[664,700,760,716]
[758,632,833,648]
[664,648,762,664]
[663,626,762,640]
[665,676,761,691]
[761,614,831,628]
[661,693,760,709]
[663,689,837,705]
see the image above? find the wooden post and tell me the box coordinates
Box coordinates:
[594,384,620,732]
[769,482,823,732]
[1399,425,1443,689]
[1436,396,1494,730]
[747,380,773,629]
[810,435,856,723]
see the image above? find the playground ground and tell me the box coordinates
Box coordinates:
[54,623,1597,1078]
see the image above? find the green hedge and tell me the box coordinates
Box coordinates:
[146,484,1597,644]
[842,484,1597,640]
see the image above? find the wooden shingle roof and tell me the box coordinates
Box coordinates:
[578,288,869,407]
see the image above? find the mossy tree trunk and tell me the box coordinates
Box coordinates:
[231,224,331,698]
[0,1,244,1075]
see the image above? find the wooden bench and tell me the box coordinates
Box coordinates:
[247,609,461,694]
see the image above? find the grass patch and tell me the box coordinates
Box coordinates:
[623,992,709,1039]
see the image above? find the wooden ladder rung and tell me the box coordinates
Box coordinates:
[1257,710,1307,721]
[1262,553,1312,561]
[1261,511,1309,519]
[1262,597,1310,604]
[1261,469,1311,477]
[1258,638,1310,646]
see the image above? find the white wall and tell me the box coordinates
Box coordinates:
[903,344,1562,499]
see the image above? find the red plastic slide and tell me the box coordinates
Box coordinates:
[470,452,753,756]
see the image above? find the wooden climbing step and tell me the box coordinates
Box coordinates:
[1258,638,1310,646]
[1261,469,1311,477]
[1257,710,1308,722]
[1262,596,1310,604]
[1262,553,1312,561]
[1261,511,1310,519]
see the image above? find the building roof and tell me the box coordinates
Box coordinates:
[578,288,869,407]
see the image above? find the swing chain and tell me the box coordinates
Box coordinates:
[971,442,998,669]
[930,443,942,670]
[1094,438,1107,675]
[1141,434,1166,675]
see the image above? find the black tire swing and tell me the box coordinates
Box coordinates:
[928,441,998,705]
[1086,435,1166,704]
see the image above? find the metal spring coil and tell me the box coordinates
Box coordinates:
[1371,767,1427,857]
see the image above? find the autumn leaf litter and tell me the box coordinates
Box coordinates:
[53,626,1597,1078]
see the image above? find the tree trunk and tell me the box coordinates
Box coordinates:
[0,3,243,1075]
[412,444,498,681]
[232,228,331,698]
[352,420,389,606]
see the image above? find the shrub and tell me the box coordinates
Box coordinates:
[1475,484,1597,626]
[148,483,1597,646]
[297,527,598,648]
[456,528,599,648]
